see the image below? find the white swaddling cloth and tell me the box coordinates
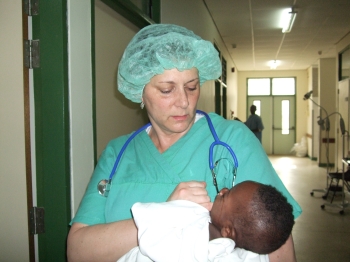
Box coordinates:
[117,201,268,262]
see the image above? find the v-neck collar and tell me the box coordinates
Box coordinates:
[137,116,207,182]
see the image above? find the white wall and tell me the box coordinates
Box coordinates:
[318,58,337,165]
[95,0,148,157]
[68,0,95,216]
[306,67,319,160]
[0,1,30,261]
[237,70,308,143]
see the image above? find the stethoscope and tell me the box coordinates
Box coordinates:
[97,110,238,197]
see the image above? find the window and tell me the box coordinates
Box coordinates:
[272,78,295,95]
[252,100,261,116]
[222,57,227,85]
[247,78,270,95]
[281,100,290,134]
[247,77,296,96]
[339,45,350,81]
[101,0,160,28]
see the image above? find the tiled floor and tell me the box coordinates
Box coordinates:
[269,156,350,262]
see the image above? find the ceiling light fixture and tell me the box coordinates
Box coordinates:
[282,7,297,33]
[269,60,279,69]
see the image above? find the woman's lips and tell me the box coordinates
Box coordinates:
[172,114,188,121]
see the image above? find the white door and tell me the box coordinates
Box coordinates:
[247,96,272,154]
[247,96,295,154]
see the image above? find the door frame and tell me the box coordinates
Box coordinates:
[31,1,71,260]
[22,7,35,261]
[28,1,115,260]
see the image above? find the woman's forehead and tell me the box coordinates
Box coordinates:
[150,68,199,82]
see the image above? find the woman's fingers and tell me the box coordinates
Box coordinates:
[201,201,213,211]
[167,181,212,210]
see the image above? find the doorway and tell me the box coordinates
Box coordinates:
[215,81,227,119]
[247,78,296,154]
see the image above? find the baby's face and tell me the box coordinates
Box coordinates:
[210,187,240,229]
[210,182,259,230]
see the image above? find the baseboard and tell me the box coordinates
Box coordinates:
[307,155,317,161]
[318,163,335,168]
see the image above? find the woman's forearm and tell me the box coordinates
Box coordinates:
[67,219,138,262]
[269,234,297,262]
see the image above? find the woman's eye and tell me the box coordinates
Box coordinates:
[187,86,198,91]
[160,89,172,94]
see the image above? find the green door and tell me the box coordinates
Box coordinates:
[31,1,71,260]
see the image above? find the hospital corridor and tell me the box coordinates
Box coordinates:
[269,156,350,261]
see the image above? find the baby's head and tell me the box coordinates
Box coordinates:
[210,181,294,254]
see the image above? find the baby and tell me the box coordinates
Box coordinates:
[118,181,294,262]
[209,180,294,254]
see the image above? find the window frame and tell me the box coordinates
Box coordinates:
[339,44,350,81]
[101,0,160,28]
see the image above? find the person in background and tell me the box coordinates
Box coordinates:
[66,24,301,262]
[245,105,264,142]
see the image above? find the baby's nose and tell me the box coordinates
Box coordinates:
[218,188,229,195]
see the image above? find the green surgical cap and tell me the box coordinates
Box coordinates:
[118,24,222,103]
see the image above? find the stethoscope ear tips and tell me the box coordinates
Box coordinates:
[97,179,110,197]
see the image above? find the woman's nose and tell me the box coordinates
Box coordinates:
[175,89,189,108]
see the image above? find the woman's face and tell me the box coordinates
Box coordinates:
[143,68,200,136]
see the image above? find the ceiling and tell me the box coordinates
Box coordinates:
[203,0,350,71]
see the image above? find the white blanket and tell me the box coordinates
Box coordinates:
[118,201,269,262]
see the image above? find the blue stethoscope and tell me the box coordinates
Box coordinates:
[97,110,238,197]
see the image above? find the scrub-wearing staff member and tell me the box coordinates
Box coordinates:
[67,24,302,262]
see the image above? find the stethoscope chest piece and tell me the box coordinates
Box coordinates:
[98,179,110,197]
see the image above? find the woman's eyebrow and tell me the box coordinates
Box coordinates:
[158,80,175,84]
[158,78,199,84]
[186,78,199,84]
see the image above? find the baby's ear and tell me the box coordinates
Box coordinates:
[220,226,235,239]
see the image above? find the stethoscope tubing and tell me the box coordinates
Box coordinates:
[108,122,151,181]
[196,110,238,170]
[103,110,239,195]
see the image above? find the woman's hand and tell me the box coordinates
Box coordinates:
[268,234,297,262]
[167,181,213,211]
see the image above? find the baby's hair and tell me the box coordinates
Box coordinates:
[235,183,294,254]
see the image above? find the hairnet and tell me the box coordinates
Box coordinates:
[117,24,222,103]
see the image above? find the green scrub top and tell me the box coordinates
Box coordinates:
[71,113,302,225]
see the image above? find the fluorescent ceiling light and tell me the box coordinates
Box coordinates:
[269,60,279,69]
[282,7,297,33]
